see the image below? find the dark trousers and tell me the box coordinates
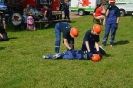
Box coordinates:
[0,33,8,41]
[64,10,70,20]
[102,23,117,45]
[55,22,61,53]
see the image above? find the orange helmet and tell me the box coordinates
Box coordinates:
[91,54,101,62]
[110,0,116,2]
[93,24,102,34]
[70,27,78,37]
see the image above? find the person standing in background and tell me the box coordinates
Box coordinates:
[64,0,70,22]
[102,0,120,47]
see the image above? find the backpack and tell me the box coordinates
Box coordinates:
[26,16,36,30]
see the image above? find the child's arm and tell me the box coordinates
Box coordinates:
[95,42,99,52]
[0,33,3,38]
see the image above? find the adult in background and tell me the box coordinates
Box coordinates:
[102,0,120,47]
[93,3,106,25]
[41,5,52,28]
[81,24,106,59]
[59,1,65,19]
[54,22,78,57]
[0,15,8,41]
[64,0,70,22]
[23,4,32,16]
[31,6,40,21]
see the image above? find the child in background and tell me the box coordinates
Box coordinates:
[31,6,40,21]
[93,4,106,25]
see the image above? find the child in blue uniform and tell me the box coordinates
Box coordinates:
[54,22,78,57]
[43,50,82,60]
[81,24,106,59]
[102,0,120,47]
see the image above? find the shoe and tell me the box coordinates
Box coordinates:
[68,20,71,22]
[110,45,113,47]
[53,53,61,59]
[42,55,48,59]
[44,23,49,28]
[99,46,106,55]
[34,27,36,31]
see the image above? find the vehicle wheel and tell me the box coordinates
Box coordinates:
[120,9,125,16]
[78,10,84,16]
[8,13,23,30]
[11,13,23,26]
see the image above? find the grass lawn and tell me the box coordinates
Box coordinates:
[0,15,133,88]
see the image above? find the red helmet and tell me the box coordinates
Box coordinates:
[93,24,102,34]
[91,54,101,62]
[110,0,116,2]
[70,27,78,37]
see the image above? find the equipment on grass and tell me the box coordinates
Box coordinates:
[70,27,78,37]
[91,54,101,62]
[93,24,102,34]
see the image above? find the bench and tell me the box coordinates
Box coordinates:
[35,19,68,29]
[52,13,62,20]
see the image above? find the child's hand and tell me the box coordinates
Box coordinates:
[0,33,3,38]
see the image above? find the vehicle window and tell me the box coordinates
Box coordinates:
[0,0,4,3]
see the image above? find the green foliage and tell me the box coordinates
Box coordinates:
[0,15,133,88]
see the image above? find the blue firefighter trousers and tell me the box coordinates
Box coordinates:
[102,23,117,46]
[55,22,61,53]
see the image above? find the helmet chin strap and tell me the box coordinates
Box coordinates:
[70,33,74,38]
[92,30,99,35]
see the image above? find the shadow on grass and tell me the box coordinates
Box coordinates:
[114,40,129,45]
[7,27,25,32]
[104,54,111,57]
[68,20,76,23]
[8,37,18,40]
[0,47,6,50]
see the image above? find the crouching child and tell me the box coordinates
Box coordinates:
[0,15,8,41]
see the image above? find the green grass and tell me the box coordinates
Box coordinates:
[0,15,133,88]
